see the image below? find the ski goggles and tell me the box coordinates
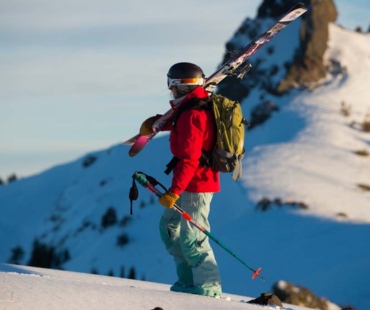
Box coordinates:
[167,77,205,90]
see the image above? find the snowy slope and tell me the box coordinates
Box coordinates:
[0,22,370,310]
[243,24,370,222]
[0,263,311,310]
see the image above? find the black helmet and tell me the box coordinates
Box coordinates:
[167,62,205,92]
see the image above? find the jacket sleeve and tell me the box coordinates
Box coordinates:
[169,110,205,195]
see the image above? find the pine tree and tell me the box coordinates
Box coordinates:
[128,267,136,279]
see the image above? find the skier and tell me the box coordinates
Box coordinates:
[139,62,222,298]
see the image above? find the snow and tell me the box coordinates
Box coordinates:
[243,24,370,221]
[0,264,310,310]
[0,22,370,310]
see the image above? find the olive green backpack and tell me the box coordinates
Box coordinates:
[203,93,247,181]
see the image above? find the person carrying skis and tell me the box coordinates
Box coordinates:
[139,62,222,298]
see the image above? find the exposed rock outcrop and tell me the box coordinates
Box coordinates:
[276,0,338,92]
[272,281,344,310]
[217,0,338,100]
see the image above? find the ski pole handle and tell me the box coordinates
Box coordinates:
[133,172,161,197]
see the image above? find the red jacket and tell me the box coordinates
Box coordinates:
[165,87,220,195]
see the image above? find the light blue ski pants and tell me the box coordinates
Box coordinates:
[159,191,221,296]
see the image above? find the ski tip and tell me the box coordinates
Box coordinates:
[128,149,139,157]
[252,267,262,280]
[287,2,307,16]
[294,2,306,10]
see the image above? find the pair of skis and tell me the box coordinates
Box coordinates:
[123,3,307,156]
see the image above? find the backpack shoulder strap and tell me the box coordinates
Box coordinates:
[172,98,211,127]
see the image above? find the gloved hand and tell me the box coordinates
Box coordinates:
[140,116,156,136]
[158,191,179,209]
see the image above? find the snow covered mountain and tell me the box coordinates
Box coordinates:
[1,3,370,310]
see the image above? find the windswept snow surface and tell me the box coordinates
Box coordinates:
[0,23,370,310]
[0,264,311,310]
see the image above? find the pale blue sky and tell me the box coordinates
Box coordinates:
[1,0,369,178]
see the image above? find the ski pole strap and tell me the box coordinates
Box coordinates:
[129,172,169,214]
[129,177,138,215]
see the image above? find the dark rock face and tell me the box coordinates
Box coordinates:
[272,281,356,310]
[272,281,336,310]
[217,0,338,99]
[277,0,338,92]
[247,292,283,307]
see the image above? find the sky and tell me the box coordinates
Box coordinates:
[1,0,370,179]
